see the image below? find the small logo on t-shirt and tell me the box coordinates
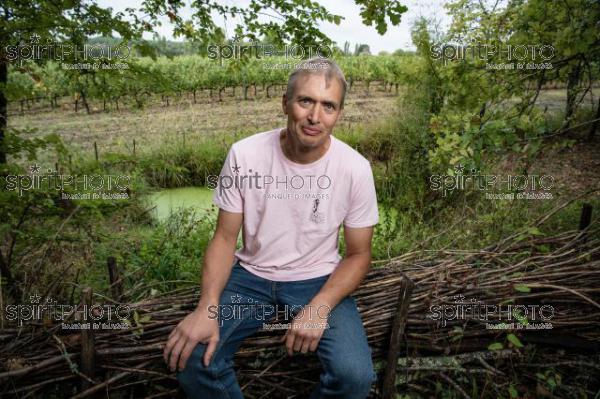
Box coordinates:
[309,198,325,224]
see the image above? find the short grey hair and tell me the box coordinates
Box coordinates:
[285,57,348,109]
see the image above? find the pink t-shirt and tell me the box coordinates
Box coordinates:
[212,128,379,281]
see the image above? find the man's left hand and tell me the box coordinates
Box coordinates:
[281,302,331,355]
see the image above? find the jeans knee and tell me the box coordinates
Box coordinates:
[176,364,196,394]
[176,343,210,392]
[332,361,376,395]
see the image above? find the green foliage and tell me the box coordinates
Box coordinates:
[354,0,407,34]
[513,284,531,293]
[345,84,433,220]
[488,342,503,351]
[410,0,600,175]
[139,135,232,188]
[536,369,562,393]
[140,0,405,47]
[507,333,524,348]
[0,128,68,238]
[1,128,66,162]
[371,206,400,260]
[0,128,144,301]
[125,207,215,296]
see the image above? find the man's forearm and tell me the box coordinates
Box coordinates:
[310,251,371,311]
[197,235,238,309]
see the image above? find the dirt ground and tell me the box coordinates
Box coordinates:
[530,137,600,198]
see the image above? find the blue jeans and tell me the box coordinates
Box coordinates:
[177,261,377,399]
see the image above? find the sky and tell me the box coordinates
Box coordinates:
[95,0,452,53]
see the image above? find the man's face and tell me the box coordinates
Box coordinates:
[282,73,344,151]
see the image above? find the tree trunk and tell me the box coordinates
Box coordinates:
[81,90,90,115]
[589,97,600,142]
[0,61,6,164]
[0,248,21,300]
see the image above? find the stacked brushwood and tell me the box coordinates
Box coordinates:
[1,220,599,398]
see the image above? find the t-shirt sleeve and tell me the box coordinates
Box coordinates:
[212,145,244,213]
[343,161,379,228]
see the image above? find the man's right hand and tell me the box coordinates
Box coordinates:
[163,306,220,372]
[163,209,241,372]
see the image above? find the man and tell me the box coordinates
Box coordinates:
[163,57,379,399]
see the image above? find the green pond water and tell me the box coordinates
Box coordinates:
[146,187,397,225]
[145,187,216,221]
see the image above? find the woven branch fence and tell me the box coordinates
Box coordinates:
[1,206,599,398]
